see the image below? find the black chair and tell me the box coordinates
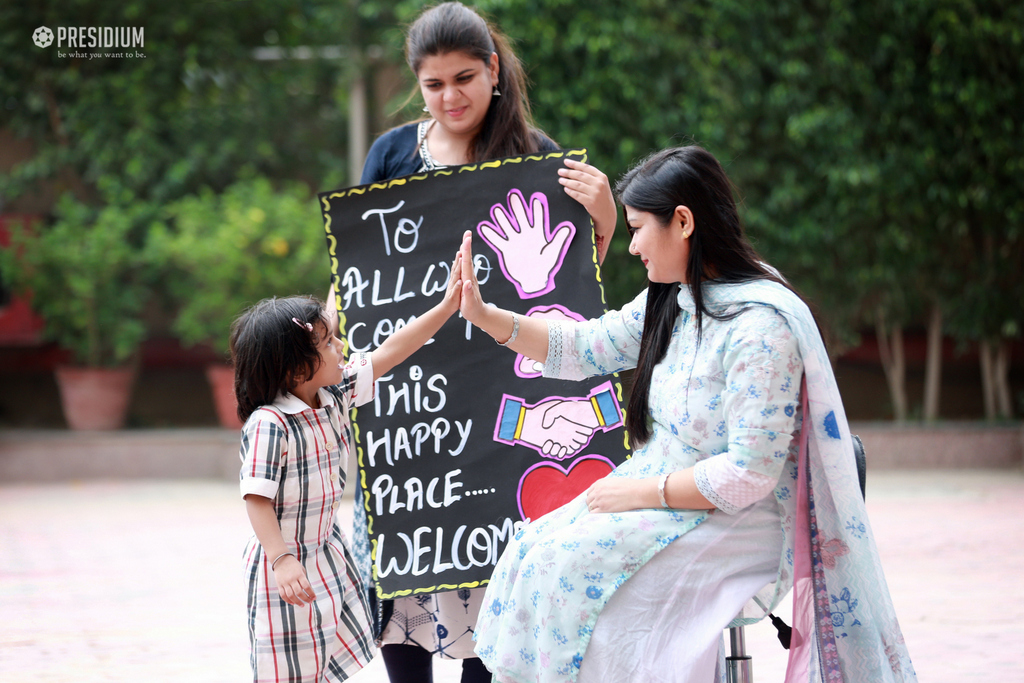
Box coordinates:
[725,435,866,683]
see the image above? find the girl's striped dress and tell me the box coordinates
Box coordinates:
[240,353,376,682]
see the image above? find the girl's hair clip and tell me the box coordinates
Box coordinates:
[292,317,314,332]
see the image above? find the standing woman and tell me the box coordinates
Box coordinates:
[462,146,916,682]
[343,3,617,682]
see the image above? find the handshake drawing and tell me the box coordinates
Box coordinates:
[493,381,623,459]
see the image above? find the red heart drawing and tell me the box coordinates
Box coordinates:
[518,456,614,520]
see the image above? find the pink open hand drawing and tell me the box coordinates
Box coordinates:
[514,304,587,378]
[493,381,623,460]
[477,188,576,299]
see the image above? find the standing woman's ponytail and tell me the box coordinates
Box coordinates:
[475,28,538,160]
[405,2,547,161]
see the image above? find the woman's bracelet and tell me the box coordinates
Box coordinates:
[271,551,295,569]
[497,313,520,346]
[657,473,671,509]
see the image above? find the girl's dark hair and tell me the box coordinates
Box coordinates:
[229,296,329,422]
[406,1,549,161]
[615,146,796,446]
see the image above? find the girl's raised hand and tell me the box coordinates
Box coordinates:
[442,250,463,315]
[459,231,487,325]
[273,555,317,607]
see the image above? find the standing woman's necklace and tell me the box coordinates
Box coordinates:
[417,120,446,171]
[417,119,473,169]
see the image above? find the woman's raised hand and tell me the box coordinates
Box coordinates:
[459,231,487,325]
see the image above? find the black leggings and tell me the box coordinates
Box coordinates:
[381,644,491,683]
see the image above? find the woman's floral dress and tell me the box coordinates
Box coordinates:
[474,281,917,683]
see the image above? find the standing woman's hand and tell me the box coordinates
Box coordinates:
[559,158,617,264]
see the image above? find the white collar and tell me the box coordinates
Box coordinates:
[271,387,338,414]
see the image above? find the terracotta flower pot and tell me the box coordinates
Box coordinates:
[54,365,136,430]
[206,363,243,429]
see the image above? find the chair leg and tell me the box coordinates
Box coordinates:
[726,626,753,683]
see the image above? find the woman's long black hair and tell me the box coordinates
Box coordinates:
[230,296,329,422]
[615,146,797,446]
[405,1,549,161]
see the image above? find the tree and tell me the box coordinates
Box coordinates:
[487,0,1021,420]
[917,0,1024,420]
[0,0,374,206]
[6,0,1017,420]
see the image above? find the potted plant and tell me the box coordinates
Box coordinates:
[150,175,330,428]
[0,196,154,430]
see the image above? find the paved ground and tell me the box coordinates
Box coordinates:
[1,470,1022,682]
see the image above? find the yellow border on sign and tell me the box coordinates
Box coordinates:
[320,148,631,599]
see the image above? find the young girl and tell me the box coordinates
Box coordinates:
[233,253,462,682]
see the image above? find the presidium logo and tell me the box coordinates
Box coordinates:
[32,27,54,48]
[33,25,145,59]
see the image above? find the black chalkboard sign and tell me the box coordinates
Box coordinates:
[320,150,631,598]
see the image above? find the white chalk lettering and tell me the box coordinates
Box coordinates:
[412,526,432,576]
[393,216,423,254]
[373,517,527,578]
[423,375,447,412]
[393,267,415,302]
[366,419,470,465]
[387,382,410,416]
[351,317,433,351]
[473,254,493,285]
[426,477,443,509]
[375,531,413,578]
[340,267,369,310]
[443,469,463,507]
[370,474,394,515]
[374,372,448,417]
[367,429,390,468]
[421,261,451,297]
[451,525,471,570]
[449,419,472,456]
[467,527,492,567]
[433,527,454,573]
[371,469,463,516]
[490,518,516,559]
[394,427,412,461]
[411,422,432,456]
[371,270,393,306]
[430,418,450,452]
[361,201,406,257]
[372,315,411,348]
[344,266,415,309]
[404,477,423,511]
[346,322,369,352]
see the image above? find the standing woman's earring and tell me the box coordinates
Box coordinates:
[422,105,430,112]
[492,85,501,97]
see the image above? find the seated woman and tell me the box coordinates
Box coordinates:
[457,146,916,683]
